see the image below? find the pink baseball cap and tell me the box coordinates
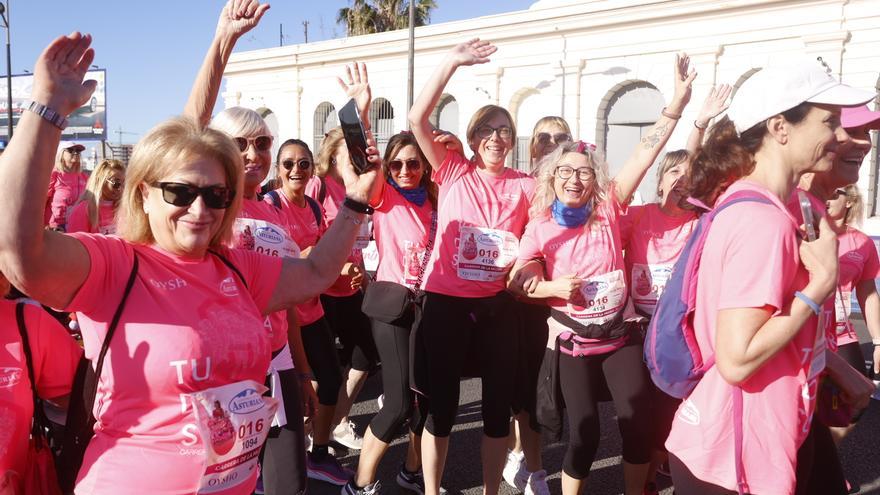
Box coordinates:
[841,105,880,130]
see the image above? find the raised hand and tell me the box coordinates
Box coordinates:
[31,32,97,117]
[669,53,697,113]
[215,0,270,41]
[432,129,464,155]
[695,84,733,127]
[446,38,497,68]
[337,62,372,121]
[336,131,382,205]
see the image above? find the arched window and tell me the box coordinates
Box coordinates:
[430,94,459,136]
[313,102,337,153]
[510,88,544,172]
[257,107,279,185]
[596,81,665,204]
[370,98,395,154]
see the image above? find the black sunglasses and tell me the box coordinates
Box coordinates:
[281,159,312,171]
[388,159,422,172]
[106,178,124,190]
[151,182,235,209]
[537,132,572,145]
[233,135,273,153]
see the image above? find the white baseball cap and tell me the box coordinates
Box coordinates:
[59,141,85,152]
[727,61,876,135]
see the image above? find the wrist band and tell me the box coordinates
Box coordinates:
[794,291,821,315]
[694,119,708,130]
[872,338,880,346]
[661,107,682,120]
[343,197,373,215]
[26,101,68,130]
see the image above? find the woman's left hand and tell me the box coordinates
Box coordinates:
[215,0,270,41]
[668,52,697,114]
[336,130,382,204]
[31,32,97,117]
[337,62,372,119]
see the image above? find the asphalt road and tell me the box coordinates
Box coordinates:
[310,322,880,495]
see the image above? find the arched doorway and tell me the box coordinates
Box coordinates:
[370,98,395,154]
[313,102,338,154]
[430,93,459,136]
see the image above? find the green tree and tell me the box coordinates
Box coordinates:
[337,0,437,36]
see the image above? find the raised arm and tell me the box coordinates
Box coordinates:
[183,0,270,125]
[337,62,386,207]
[614,53,696,204]
[407,39,497,170]
[0,34,97,308]
[685,84,732,154]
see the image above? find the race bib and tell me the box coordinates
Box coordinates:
[233,218,301,259]
[456,226,519,282]
[402,240,428,288]
[834,290,854,337]
[353,217,372,250]
[631,263,672,315]
[568,269,627,326]
[191,380,278,494]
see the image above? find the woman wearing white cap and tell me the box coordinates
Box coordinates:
[663,61,875,495]
[45,140,87,231]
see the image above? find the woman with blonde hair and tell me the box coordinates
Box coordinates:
[66,158,125,234]
[45,141,88,231]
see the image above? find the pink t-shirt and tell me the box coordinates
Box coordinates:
[665,181,825,495]
[621,203,697,316]
[230,199,300,352]
[306,176,367,297]
[518,186,630,355]
[423,151,534,298]
[66,200,118,235]
[45,170,87,229]
[835,227,880,346]
[373,184,434,288]
[266,191,327,326]
[65,234,281,495]
[0,300,81,489]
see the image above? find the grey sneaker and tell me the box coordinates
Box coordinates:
[396,465,447,495]
[341,479,380,495]
[332,420,364,450]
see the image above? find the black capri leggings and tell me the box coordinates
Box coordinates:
[368,313,427,443]
[417,291,519,438]
[837,341,868,376]
[321,292,380,372]
[300,317,343,406]
[262,368,307,495]
[558,338,654,479]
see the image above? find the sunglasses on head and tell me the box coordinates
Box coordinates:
[151,182,235,209]
[388,159,422,172]
[281,159,312,171]
[537,132,572,145]
[233,135,273,152]
[106,178,124,190]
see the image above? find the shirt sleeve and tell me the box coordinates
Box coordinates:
[619,205,645,250]
[433,151,472,186]
[857,232,880,281]
[517,218,544,263]
[26,303,83,400]
[225,248,283,315]
[63,234,133,315]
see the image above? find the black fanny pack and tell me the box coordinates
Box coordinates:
[550,308,630,340]
[361,281,418,324]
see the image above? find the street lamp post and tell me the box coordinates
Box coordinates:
[0,2,11,139]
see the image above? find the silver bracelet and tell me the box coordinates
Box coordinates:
[26,101,68,130]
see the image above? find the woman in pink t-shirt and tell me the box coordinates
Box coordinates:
[67,158,125,235]
[0,30,380,495]
[664,62,875,495]
[45,141,88,231]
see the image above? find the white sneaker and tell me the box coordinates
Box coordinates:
[524,469,549,495]
[502,450,528,491]
[333,420,364,450]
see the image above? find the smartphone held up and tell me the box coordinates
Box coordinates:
[338,99,373,174]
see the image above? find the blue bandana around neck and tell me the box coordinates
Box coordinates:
[387,178,427,207]
[551,199,591,228]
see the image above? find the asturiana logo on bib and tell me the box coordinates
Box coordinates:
[583,281,608,297]
[255,227,283,245]
[478,232,502,246]
[220,277,239,297]
[0,368,22,388]
[227,388,265,415]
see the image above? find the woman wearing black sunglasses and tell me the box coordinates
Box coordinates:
[67,158,126,234]
[0,29,380,495]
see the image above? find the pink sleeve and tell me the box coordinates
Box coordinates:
[433,151,471,186]
[517,218,544,263]
[619,205,645,249]
[66,202,91,234]
[859,233,880,281]
[223,249,283,314]
[26,303,82,399]
[63,234,134,315]
[714,207,797,311]
[374,183,396,213]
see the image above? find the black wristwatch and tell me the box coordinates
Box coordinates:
[343,197,374,215]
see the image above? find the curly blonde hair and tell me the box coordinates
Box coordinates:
[529,141,611,224]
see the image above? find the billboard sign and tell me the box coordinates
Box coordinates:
[0,69,106,140]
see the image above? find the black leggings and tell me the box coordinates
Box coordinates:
[321,293,380,372]
[669,454,745,495]
[795,416,847,495]
[301,317,343,406]
[837,341,868,377]
[262,368,307,495]
[558,338,654,479]
[417,291,518,438]
[516,302,550,424]
[368,315,427,443]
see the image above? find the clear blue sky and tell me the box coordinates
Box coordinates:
[11,0,534,147]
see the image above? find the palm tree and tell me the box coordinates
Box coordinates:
[337,0,437,36]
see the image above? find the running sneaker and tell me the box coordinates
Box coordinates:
[307,451,353,486]
[341,479,381,495]
[396,464,448,495]
[502,450,528,491]
[333,420,364,450]
[377,393,385,410]
[524,469,549,495]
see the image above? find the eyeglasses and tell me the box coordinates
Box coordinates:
[537,132,572,145]
[834,188,847,196]
[151,182,235,209]
[281,159,312,171]
[106,178,124,190]
[233,135,273,152]
[476,125,512,139]
[555,166,594,182]
[388,159,422,172]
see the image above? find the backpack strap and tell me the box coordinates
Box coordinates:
[317,176,327,203]
[92,253,140,393]
[208,250,248,289]
[14,302,52,446]
[711,191,775,218]
[304,195,324,229]
[266,190,283,210]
